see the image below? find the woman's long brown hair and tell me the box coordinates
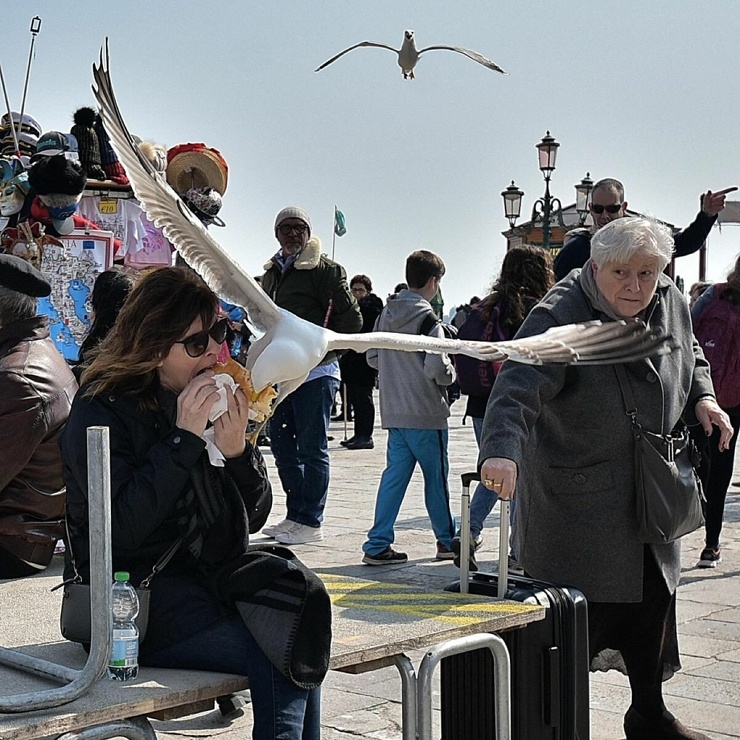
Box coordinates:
[479,245,554,328]
[81,267,218,408]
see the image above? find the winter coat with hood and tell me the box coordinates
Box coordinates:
[261,237,362,365]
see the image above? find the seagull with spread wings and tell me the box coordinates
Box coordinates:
[91,43,669,413]
[315,29,507,79]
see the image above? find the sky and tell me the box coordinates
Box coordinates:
[3,1,740,315]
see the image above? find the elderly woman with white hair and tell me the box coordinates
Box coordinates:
[479,217,733,740]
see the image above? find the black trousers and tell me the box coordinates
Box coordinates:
[699,410,739,548]
[346,383,375,438]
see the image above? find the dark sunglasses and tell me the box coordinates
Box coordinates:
[590,203,622,215]
[278,223,308,235]
[175,317,229,358]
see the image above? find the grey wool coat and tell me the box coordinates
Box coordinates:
[478,270,714,602]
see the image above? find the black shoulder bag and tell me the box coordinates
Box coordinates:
[614,364,705,544]
[58,527,181,644]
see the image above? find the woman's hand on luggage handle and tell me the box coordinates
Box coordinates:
[480,457,518,500]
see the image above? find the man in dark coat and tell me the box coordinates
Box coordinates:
[0,254,77,578]
[553,178,735,280]
[260,207,361,545]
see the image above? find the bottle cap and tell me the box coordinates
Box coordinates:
[114,571,130,582]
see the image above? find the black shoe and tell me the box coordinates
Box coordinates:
[340,436,357,447]
[696,546,721,568]
[624,707,711,740]
[451,535,479,571]
[345,437,374,450]
[362,546,408,565]
[257,434,271,447]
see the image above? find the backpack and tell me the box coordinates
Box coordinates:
[453,304,509,398]
[693,283,740,409]
[418,312,460,403]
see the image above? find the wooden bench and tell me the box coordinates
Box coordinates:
[1,565,543,740]
[0,429,545,739]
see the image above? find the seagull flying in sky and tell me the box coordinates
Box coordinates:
[315,29,507,79]
[92,42,669,411]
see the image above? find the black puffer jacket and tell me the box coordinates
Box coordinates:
[61,387,272,649]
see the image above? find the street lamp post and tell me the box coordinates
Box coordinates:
[502,132,593,252]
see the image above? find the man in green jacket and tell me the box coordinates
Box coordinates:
[260,207,361,544]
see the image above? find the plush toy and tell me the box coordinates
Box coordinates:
[70,107,106,180]
[27,150,86,235]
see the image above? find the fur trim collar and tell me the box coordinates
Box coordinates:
[264,236,322,271]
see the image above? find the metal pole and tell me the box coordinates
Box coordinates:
[392,655,417,740]
[542,176,552,251]
[331,205,337,261]
[0,426,112,713]
[342,382,348,441]
[0,62,20,156]
[16,17,41,156]
[417,633,511,740]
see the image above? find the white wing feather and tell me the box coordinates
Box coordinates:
[91,42,281,333]
[418,45,507,74]
[315,41,399,72]
[327,320,672,365]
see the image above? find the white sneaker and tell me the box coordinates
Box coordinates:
[262,519,293,538]
[275,522,324,545]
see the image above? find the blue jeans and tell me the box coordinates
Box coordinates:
[142,615,321,740]
[363,428,457,555]
[270,376,339,528]
[469,417,516,549]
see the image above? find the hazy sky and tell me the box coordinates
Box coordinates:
[4,1,740,313]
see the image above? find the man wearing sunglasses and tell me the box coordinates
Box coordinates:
[553,178,735,280]
[260,207,362,545]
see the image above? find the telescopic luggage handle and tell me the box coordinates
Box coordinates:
[459,472,509,599]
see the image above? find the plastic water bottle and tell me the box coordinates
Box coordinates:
[107,571,139,681]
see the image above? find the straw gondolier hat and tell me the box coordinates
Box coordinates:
[166,143,229,196]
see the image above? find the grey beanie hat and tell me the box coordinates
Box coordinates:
[274,206,311,235]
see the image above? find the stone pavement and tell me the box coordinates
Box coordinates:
[151,398,740,740]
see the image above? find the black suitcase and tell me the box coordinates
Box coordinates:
[441,472,590,740]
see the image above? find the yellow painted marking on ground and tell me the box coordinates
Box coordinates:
[317,572,538,625]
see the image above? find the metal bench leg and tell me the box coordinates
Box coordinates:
[393,654,417,740]
[56,715,156,739]
[0,427,113,713]
[416,633,511,740]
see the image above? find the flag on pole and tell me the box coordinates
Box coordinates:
[334,206,347,237]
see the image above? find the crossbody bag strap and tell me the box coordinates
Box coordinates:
[139,538,183,588]
[54,516,182,591]
[614,364,639,429]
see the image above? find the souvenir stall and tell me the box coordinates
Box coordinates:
[0,51,230,363]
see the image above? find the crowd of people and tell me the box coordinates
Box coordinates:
[1,186,739,739]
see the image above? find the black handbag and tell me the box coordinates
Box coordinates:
[615,365,705,544]
[58,533,181,645]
